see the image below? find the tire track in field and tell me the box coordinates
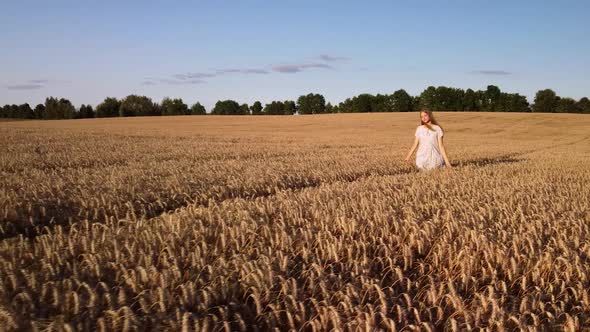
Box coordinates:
[0,168,414,240]
[516,135,590,156]
[0,152,527,241]
[145,153,526,224]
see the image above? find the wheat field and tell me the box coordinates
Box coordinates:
[1,113,589,331]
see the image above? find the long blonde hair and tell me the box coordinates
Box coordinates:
[420,108,441,131]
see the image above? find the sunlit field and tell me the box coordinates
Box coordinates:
[1,112,589,331]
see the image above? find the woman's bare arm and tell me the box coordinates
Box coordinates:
[438,137,452,167]
[404,137,419,164]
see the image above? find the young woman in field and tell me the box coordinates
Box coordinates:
[404,109,452,170]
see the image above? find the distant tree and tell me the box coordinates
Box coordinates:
[337,98,353,113]
[391,89,413,112]
[452,88,466,111]
[497,94,509,113]
[78,104,95,118]
[87,104,96,118]
[239,103,250,115]
[18,103,34,119]
[7,104,19,118]
[556,98,578,113]
[44,98,59,119]
[504,94,530,112]
[352,94,374,113]
[120,95,159,117]
[336,93,395,113]
[443,87,464,111]
[462,89,479,112]
[532,89,559,113]
[263,101,285,115]
[418,86,464,112]
[463,89,481,112]
[161,97,189,115]
[211,100,241,115]
[2,105,10,118]
[325,102,334,114]
[44,97,75,119]
[297,93,325,114]
[1,104,25,118]
[33,104,45,119]
[96,97,121,118]
[576,97,590,114]
[411,96,421,112]
[66,100,76,118]
[61,98,76,119]
[419,86,437,110]
[283,100,297,115]
[473,90,486,112]
[371,94,394,112]
[6,84,582,121]
[190,102,207,115]
[250,101,263,115]
[485,85,502,112]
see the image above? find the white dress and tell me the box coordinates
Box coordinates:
[415,125,445,170]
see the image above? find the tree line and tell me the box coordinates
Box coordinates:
[2,86,589,119]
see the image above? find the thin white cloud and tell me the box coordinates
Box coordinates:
[472,70,512,75]
[173,72,216,80]
[318,54,350,62]
[142,77,206,85]
[215,68,269,75]
[272,63,333,73]
[6,84,44,90]
[5,78,71,90]
[143,55,348,85]
[27,79,50,84]
[5,78,68,90]
[163,79,205,85]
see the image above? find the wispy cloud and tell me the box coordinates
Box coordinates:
[6,84,45,90]
[173,72,216,80]
[272,63,333,73]
[143,55,348,84]
[163,79,205,85]
[471,70,512,75]
[27,79,50,84]
[142,77,206,85]
[143,67,270,85]
[215,68,269,75]
[5,78,65,90]
[318,54,350,62]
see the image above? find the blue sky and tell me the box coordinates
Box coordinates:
[1,0,589,110]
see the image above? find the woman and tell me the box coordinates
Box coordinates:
[404,109,452,170]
